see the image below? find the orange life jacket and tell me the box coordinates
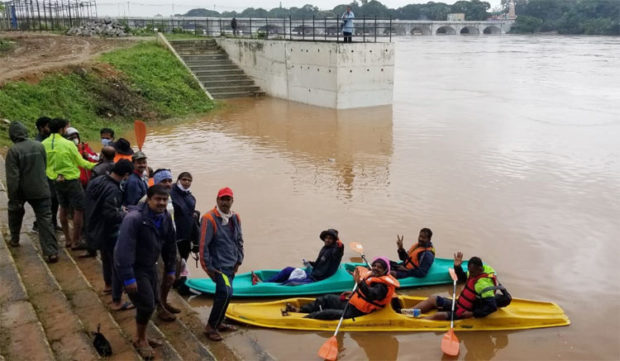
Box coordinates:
[455,272,497,317]
[349,274,400,314]
[114,153,132,163]
[404,244,435,269]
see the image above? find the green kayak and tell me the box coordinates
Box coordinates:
[185,258,465,297]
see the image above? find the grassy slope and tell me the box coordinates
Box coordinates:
[0,41,214,148]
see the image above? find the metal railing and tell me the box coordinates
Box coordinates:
[1,0,96,31]
[1,11,394,42]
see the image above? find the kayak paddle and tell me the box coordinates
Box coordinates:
[349,241,370,267]
[134,119,146,151]
[441,268,460,356]
[318,242,368,360]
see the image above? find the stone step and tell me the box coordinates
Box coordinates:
[72,253,213,361]
[0,232,55,361]
[190,67,244,76]
[196,74,251,82]
[203,79,255,87]
[176,49,222,55]
[185,59,236,67]
[188,64,239,71]
[180,54,228,62]
[7,232,98,361]
[47,247,141,361]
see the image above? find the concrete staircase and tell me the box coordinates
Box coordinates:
[169,39,264,99]
[0,157,276,361]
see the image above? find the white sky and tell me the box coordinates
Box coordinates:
[97,0,504,18]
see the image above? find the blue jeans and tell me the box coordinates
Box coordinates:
[207,270,234,328]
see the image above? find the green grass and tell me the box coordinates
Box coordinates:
[0,40,214,148]
[0,39,14,54]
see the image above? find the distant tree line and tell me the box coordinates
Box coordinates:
[182,0,493,21]
[510,0,620,35]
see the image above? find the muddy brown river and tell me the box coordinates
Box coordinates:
[128,35,620,360]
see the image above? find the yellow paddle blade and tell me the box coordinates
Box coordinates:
[318,336,339,361]
[441,328,460,356]
[134,119,146,151]
[349,242,364,254]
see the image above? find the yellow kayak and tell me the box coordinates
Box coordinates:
[226,295,570,332]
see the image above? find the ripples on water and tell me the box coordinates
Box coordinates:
[138,35,619,360]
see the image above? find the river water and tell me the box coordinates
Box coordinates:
[136,35,620,360]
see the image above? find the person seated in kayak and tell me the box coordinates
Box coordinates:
[389,228,435,279]
[284,257,400,320]
[412,252,500,320]
[257,228,344,285]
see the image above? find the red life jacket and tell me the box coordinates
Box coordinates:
[455,272,497,317]
[349,275,400,314]
[404,244,435,269]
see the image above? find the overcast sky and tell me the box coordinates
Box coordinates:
[97,0,504,18]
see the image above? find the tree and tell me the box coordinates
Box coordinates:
[183,8,220,17]
[451,0,491,20]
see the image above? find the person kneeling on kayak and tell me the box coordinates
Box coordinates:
[412,252,510,320]
[285,257,400,320]
[389,228,435,279]
[256,229,344,285]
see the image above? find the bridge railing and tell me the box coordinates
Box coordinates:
[127,16,393,42]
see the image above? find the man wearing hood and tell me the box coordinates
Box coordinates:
[6,121,59,262]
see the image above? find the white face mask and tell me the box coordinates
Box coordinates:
[72,138,79,145]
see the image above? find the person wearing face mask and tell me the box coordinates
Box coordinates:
[65,127,98,188]
[100,128,115,147]
[200,187,244,341]
[84,160,135,310]
[284,257,400,320]
[41,118,96,250]
[170,172,199,294]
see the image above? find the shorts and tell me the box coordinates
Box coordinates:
[436,296,463,320]
[55,179,85,210]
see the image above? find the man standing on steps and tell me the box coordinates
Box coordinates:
[41,118,95,250]
[115,185,177,359]
[5,121,59,263]
[33,116,60,232]
[85,159,134,311]
[199,187,244,341]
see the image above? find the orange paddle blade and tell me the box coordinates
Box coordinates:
[441,329,460,356]
[349,242,364,254]
[134,120,146,151]
[318,336,339,361]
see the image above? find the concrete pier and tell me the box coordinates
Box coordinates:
[216,38,395,109]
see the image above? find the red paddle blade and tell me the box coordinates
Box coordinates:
[318,336,339,361]
[441,329,460,356]
[134,120,146,151]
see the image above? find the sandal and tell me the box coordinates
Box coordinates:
[217,323,238,332]
[204,329,223,342]
[46,255,59,264]
[9,240,20,247]
[111,301,135,311]
[157,305,176,322]
[163,302,181,314]
[133,342,155,360]
[147,338,163,348]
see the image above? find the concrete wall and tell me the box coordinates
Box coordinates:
[216,38,394,109]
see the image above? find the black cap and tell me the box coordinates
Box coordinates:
[114,138,134,155]
[320,229,339,241]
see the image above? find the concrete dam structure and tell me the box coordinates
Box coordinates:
[216,39,394,109]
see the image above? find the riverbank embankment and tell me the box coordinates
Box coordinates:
[0,33,215,148]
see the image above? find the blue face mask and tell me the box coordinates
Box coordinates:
[101,138,112,146]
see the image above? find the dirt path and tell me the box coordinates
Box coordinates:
[0,32,139,85]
